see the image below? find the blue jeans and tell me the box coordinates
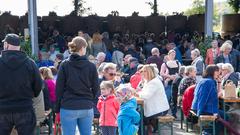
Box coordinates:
[0,109,36,135]
[60,108,94,135]
[165,84,172,104]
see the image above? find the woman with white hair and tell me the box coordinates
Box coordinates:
[178,66,197,96]
[221,63,239,88]
[191,48,204,82]
[96,52,106,68]
[215,41,238,71]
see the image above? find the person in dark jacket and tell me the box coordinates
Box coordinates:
[146,47,163,72]
[171,66,185,118]
[124,57,139,83]
[215,41,239,72]
[52,30,66,53]
[56,36,99,135]
[221,63,239,87]
[143,37,157,59]
[0,33,42,135]
[102,32,113,54]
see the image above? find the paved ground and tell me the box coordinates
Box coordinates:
[40,110,199,135]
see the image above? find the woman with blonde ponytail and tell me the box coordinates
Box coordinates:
[56,36,99,135]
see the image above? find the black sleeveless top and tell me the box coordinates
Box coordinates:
[165,61,180,85]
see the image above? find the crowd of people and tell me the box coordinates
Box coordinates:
[0,29,240,135]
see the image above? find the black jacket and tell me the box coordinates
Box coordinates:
[0,50,42,113]
[215,53,238,72]
[56,54,99,113]
[223,72,239,87]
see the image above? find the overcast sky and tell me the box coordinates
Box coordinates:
[0,0,226,16]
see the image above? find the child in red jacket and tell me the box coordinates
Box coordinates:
[97,81,120,135]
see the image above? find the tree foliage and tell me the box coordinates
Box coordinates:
[228,0,240,13]
[132,11,139,17]
[146,0,158,16]
[1,11,11,16]
[184,0,221,31]
[110,11,119,16]
[71,0,91,16]
[20,37,38,61]
[184,0,205,16]
[48,11,57,16]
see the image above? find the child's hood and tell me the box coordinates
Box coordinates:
[120,98,137,110]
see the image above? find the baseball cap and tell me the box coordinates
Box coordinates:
[2,33,20,46]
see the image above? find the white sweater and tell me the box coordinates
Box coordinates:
[139,77,170,117]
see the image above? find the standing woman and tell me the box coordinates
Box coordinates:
[160,49,180,103]
[56,36,99,135]
[191,48,205,83]
[91,32,107,57]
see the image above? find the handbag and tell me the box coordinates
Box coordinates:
[223,80,237,98]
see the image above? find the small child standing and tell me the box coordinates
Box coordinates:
[115,84,140,135]
[97,81,120,135]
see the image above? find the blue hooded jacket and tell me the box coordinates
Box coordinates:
[191,77,218,116]
[117,98,140,135]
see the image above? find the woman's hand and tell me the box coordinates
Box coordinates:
[169,75,177,80]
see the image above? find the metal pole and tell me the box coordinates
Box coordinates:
[28,0,39,56]
[205,0,213,38]
[154,0,158,15]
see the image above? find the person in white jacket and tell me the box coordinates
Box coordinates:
[136,64,169,134]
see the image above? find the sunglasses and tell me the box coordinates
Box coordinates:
[108,73,116,76]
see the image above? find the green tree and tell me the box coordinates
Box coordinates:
[48,11,57,16]
[184,0,221,32]
[228,0,240,13]
[146,0,158,16]
[20,37,38,61]
[184,0,205,16]
[71,0,91,16]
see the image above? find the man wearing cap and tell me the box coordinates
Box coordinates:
[0,33,42,135]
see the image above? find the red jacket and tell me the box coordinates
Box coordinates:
[182,85,195,117]
[130,72,142,89]
[97,94,120,127]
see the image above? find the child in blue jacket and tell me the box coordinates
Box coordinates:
[115,84,140,135]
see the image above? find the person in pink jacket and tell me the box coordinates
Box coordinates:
[97,81,120,135]
[40,67,56,105]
